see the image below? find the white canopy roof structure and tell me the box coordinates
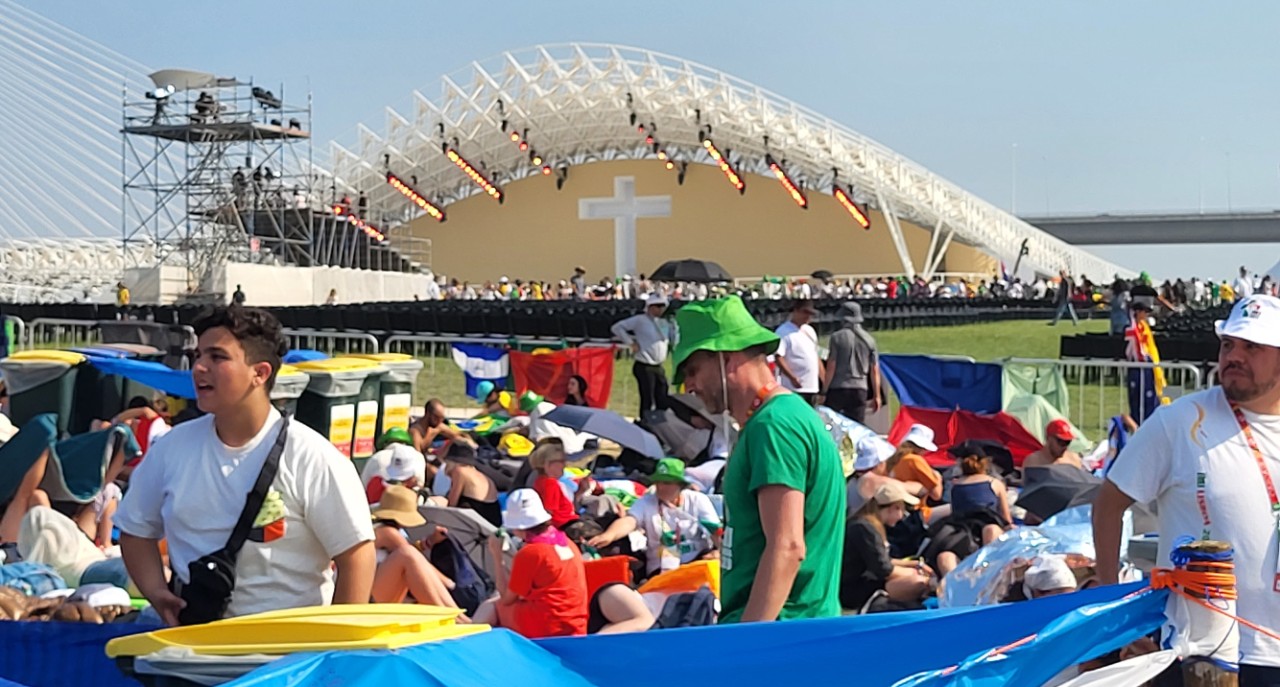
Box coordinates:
[329,43,1131,280]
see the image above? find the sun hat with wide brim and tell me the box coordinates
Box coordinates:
[503,488,553,530]
[672,295,780,381]
[371,484,426,528]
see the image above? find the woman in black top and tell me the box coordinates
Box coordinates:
[841,482,933,613]
[564,375,590,407]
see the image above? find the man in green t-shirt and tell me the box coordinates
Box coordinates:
[673,296,845,623]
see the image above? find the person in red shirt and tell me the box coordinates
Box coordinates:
[473,488,587,638]
[528,440,578,529]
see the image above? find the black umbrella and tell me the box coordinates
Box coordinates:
[650,259,733,284]
[811,269,834,280]
[948,439,1016,476]
[1015,472,1101,522]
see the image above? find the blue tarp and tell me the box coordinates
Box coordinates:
[228,629,596,687]
[84,356,196,400]
[879,355,1003,413]
[896,588,1167,686]
[0,583,1153,687]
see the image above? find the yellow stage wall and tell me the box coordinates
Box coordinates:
[404,160,994,283]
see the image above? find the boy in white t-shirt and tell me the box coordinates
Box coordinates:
[774,299,821,403]
[116,306,375,625]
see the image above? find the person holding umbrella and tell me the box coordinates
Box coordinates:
[611,293,677,417]
[673,296,845,623]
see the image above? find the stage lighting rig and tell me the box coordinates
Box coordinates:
[386,172,446,222]
[443,145,503,202]
[332,205,386,242]
[701,137,745,193]
[833,185,871,229]
[765,154,807,208]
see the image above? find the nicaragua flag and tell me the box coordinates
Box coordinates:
[451,343,509,399]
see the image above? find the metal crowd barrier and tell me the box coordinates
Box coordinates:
[28,318,101,350]
[5,316,25,351]
[282,329,380,355]
[1004,357,1205,439]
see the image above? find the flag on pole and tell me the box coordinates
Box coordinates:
[451,343,509,399]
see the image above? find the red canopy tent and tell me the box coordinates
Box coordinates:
[509,346,615,408]
[888,406,1044,469]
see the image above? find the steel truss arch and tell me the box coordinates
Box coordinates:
[330,43,1130,280]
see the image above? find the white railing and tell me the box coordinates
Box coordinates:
[28,318,101,350]
[283,329,379,355]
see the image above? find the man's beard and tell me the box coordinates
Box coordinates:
[1223,371,1279,404]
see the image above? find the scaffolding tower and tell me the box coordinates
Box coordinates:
[121,70,317,296]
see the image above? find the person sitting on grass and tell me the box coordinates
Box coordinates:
[442,442,501,528]
[471,489,587,638]
[410,399,466,454]
[370,485,461,610]
[563,375,590,407]
[528,439,578,530]
[471,381,507,418]
[840,482,933,614]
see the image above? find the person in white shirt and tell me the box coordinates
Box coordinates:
[586,458,721,576]
[1094,294,1280,680]
[1235,265,1256,302]
[117,306,375,625]
[611,293,677,416]
[773,299,821,404]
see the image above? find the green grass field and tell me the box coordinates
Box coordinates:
[406,317,1127,441]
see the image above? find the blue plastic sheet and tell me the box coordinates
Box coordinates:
[879,355,1003,413]
[0,621,147,687]
[84,356,196,399]
[228,629,597,687]
[895,588,1167,686]
[539,582,1148,687]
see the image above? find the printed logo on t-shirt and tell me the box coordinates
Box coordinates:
[249,489,287,544]
[1190,403,1208,449]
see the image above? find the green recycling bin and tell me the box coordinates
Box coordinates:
[292,358,387,470]
[270,365,310,416]
[1,350,87,437]
[346,353,423,438]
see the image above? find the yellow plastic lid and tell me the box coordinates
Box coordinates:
[293,358,385,373]
[7,350,86,365]
[105,604,486,657]
[346,353,414,363]
[276,364,308,379]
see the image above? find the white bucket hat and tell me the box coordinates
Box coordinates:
[384,443,426,482]
[1216,294,1280,348]
[503,488,553,530]
[901,424,938,452]
[853,435,895,472]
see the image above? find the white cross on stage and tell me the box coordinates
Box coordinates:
[578,176,671,278]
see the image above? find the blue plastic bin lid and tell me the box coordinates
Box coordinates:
[284,349,329,364]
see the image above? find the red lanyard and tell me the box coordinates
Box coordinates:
[747,382,780,419]
[1197,404,1280,536]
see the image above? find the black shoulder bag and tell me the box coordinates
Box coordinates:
[173,416,290,625]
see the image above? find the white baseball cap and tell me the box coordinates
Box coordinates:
[1023,554,1077,597]
[384,443,426,482]
[503,488,553,530]
[1216,294,1280,348]
[853,435,896,472]
[900,424,938,452]
[646,292,669,307]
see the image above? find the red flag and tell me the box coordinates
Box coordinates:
[509,346,616,408]
[888,406,1044,469]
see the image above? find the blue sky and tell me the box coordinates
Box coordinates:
[27,0,1280,280]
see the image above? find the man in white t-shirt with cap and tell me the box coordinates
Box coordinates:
[1094,294,1280,683]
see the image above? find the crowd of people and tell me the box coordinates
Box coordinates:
[8,271,1280,684]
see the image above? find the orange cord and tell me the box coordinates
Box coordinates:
[1150,561,1280,642]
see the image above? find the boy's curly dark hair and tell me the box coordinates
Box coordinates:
[193,305,288,391]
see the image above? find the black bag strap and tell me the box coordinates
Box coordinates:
[224,415,290,557]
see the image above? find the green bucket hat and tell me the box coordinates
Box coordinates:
[378,426,413,451]
[672,295,780,380]
[651,457,688,484]
[518,390,544,413]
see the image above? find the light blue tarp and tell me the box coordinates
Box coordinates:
[84,356,195,399]
[879,355,1003,413]
[895,588,1167,686]
[227,629,596,687]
